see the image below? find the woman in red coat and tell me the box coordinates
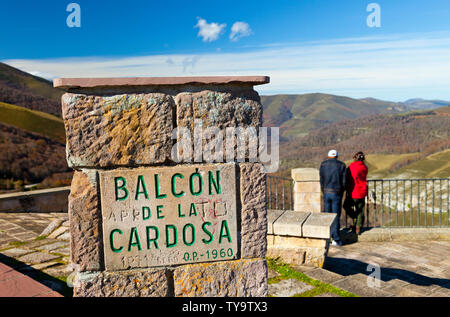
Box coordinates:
[346,152,368,235]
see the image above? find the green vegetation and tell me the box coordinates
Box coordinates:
[392,149,450,178]
[267,257,357,297]
[8,240,28,247]
[0,102,65,143]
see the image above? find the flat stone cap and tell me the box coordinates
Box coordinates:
[267,209,336,239]
[292,168,320,182]
[53,76,270,89]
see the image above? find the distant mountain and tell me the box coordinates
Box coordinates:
[276,107,450,177]
[0,122,69,185]
[402,98,450,110]
[0,63,70,189]
[0,102,65,143]
[261,93,408,139]
[0,62,63,117]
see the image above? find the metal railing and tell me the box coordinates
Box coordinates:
[267,176,293,211]
[267,175,450,228]
[345,178,450,228]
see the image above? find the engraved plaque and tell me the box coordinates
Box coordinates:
[99,163,238,270]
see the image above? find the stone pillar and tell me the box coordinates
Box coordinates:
[291,168,322,213]
[55,76,270,297]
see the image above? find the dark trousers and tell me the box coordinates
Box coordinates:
[353,198,366,228]
[323,192,343,242]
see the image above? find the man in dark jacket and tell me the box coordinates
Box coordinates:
[319,149,346,246]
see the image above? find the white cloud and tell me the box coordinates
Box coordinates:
[194,17,226,42]
[230,21,252,41]
[4,31,450,101]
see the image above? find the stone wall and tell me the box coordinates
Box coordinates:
[55,76,270,297]
[266,209,336,268]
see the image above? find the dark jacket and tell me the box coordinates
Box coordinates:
[319,158,347,195]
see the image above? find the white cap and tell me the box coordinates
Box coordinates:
[328,149,338,157]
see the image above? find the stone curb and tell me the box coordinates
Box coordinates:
[342,227,450,242]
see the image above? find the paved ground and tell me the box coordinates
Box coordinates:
[268,240,450,297]
[1,212,449,297]
[0,212,72,297]
[323,240,450,297]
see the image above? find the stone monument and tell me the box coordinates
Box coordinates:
[55,76,270,297]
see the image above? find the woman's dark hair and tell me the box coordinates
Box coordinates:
[353,151,365,161]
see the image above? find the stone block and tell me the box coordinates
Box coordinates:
[267,210,285,235]
[272,211,310,237]
[99,163,239,270]
[62,93,174,168]
[266,246,305,266]
[294,181,321,193]
[69,170,103,272]
[294,192,321,205]
[291,168,319,182]
[239,163,267,259]
[304,247,328,267]
[174,89,262,162]
[269,235,327,249]
[73,269,172,297]
[173,258,267,297]
[267,236,328,268]
[294,202,322,213]
[302,212,337,239]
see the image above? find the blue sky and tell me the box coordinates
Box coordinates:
[1,0,450,101]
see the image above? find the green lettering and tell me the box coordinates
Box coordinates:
[157,205,165,219]
[189,169,203,196]
[201,222,213,244]
[165,224,177,248]
[114,177,128,201]
[182,223,195,246]
[208,170,221,195]
[171,173,185,197]
[146,226,159,249]
[219,220,232,244]
[110,229,123,253]
[189,203,198,217]
[135,175,149,200]
[128,227,142,251]
[178,203,185,218]
[154,174,167,199]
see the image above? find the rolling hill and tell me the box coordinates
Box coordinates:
[261,93,408,139]
[276,107,450,178]
[0,62,63,117]
[0,102,65,143]
[403,98,450,110]
[0,62,448,188]
[0,63,70,190]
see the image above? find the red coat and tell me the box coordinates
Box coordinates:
[347,161,368,199]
